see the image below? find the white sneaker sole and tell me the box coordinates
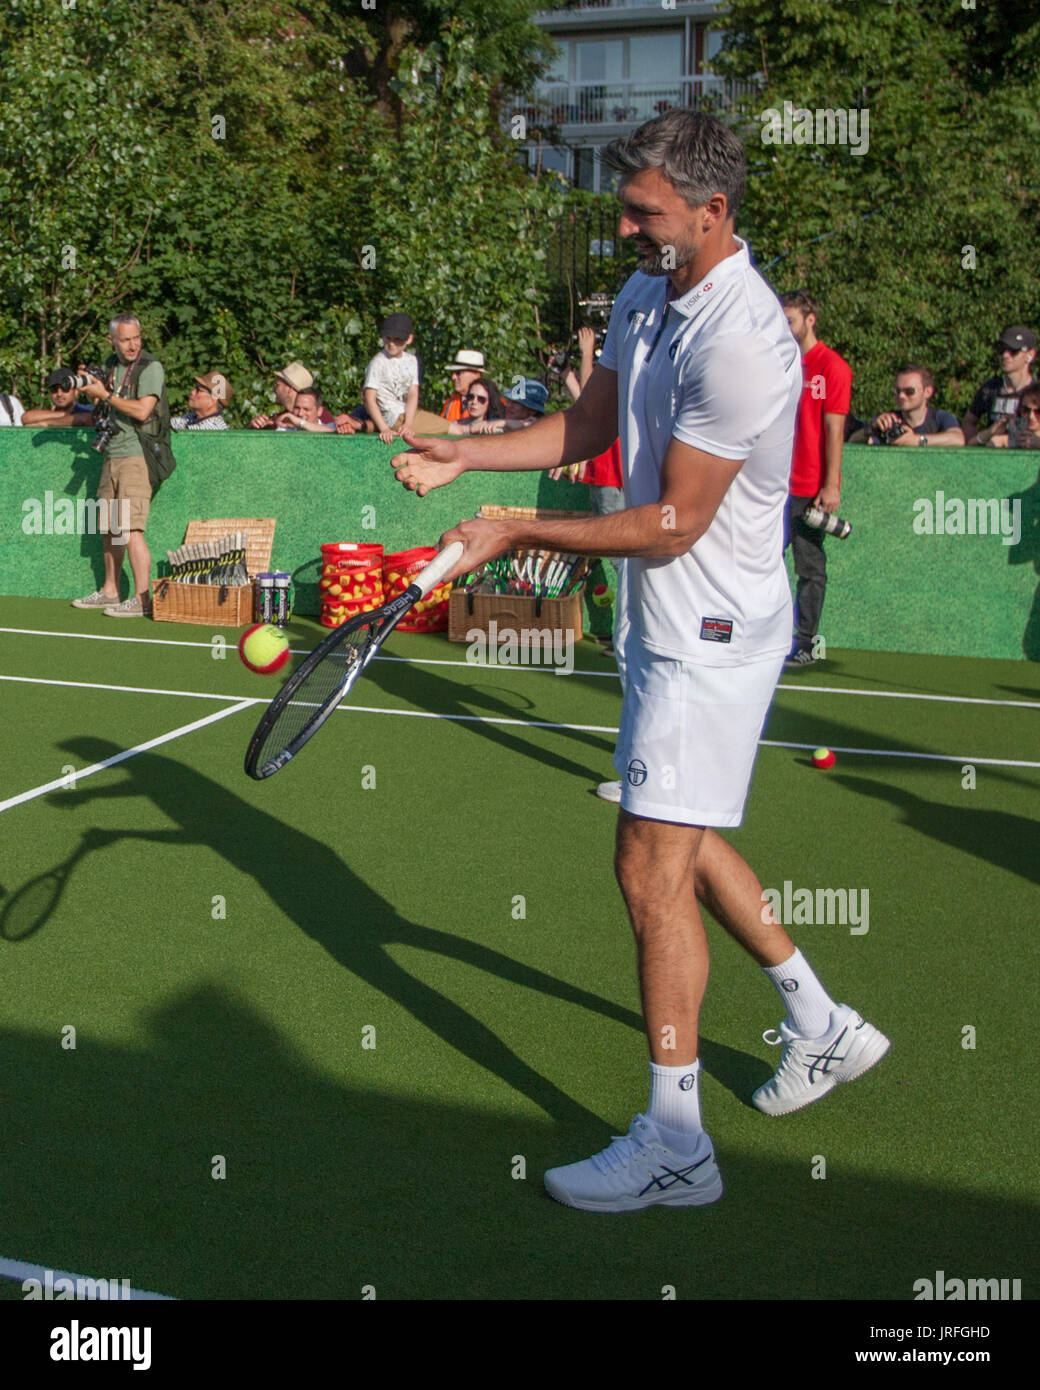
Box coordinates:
[753,1023,891,1117]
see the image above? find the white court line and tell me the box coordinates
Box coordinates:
[3,626,1038,707]
[2,673,1038,787]
[0,699,257,815]
[0,673,253,703]
[0,1254,173,1300]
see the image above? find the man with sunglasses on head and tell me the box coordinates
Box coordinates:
[961,326,1037,445]
[859,365,964,447]
[170,372,232,431]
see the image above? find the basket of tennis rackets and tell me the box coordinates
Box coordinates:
[152,518,275,626]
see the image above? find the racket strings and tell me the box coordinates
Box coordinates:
[251,622,375,772]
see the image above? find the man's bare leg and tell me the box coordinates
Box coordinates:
[614,810,707,1065]
[692,828,794,965]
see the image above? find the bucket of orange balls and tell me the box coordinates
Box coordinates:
[318,542,384,627]
[383,546,451,632]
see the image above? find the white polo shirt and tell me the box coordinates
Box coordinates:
[599,239,800,666]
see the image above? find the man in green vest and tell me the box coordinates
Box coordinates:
[73,313,166,617]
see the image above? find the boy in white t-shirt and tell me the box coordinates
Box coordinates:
[363,314,420,444]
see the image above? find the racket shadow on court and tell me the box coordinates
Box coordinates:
[52,738,671,1132]
[0,827,116,943]
[366,656,617,783]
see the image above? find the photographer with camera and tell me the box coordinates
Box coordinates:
[779,290,853,668]
[22,369,96,428]
[71,313,171,618]
[855,365,964,448]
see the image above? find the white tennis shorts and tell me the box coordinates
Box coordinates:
[613,640,784,827]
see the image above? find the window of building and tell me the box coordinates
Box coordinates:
[575,40,625,84]
[629,32,683,83]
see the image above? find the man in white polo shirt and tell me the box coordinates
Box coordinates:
[394,109,889,1213]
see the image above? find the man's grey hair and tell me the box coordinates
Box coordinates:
[108,313,141,337]
[601,109,746,218]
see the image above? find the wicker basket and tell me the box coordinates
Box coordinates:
[448,588,585,644]
[152,518,276,626]
[448,503,590,643]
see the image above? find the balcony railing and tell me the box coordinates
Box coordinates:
[536,1,709,12]
[526,76,750,126]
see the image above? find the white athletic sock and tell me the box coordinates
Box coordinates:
[763,949,837,1038]
[647,1059,704,1148]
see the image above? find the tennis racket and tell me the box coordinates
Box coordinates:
[244,540,464,780]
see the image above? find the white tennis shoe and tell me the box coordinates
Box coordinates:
[595,780,622,802]
[544,1114,723,1212]
[752,1005,890,1116]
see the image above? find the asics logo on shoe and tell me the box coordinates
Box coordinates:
[639,1153,713,1196]
[804,1027,850,1084]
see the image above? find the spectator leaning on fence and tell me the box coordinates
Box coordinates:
[983,381,1040,449]
[441,349,486,421]
[961,326,1037,445]
[280,387,334,432]
[170,372,232,431]
[852,365,965,446]
[21,370,95,427]
[249,360,310,429]
[446,377,504,435]
[0,385,25,426]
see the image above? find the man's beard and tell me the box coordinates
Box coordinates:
[635,238,696,277]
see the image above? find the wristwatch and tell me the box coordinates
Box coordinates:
[918,434,928,445]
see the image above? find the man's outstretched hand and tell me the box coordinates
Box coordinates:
[394,433,467,497]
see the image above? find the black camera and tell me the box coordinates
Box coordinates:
[91,415,119,453]
[875,418,908,445]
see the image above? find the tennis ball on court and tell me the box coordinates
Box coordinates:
[239,623,290,675]
[811,747,836,769]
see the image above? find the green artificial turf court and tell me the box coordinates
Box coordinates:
[0,595,1037,1301]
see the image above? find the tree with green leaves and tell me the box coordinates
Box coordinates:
[711,0,1040,416]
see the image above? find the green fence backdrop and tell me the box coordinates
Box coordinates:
[1,430,1037,661]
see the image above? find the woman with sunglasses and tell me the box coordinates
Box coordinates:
[447,377,505,435]
[982,384,1040,448]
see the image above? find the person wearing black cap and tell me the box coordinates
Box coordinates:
[362,313,451,442]
[21,371,95,428]
[962,325,1037,445]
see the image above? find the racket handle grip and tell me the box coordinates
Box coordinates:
[414,540,464,597]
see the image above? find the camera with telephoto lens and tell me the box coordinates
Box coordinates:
[802,505,852,540]
[53,365,107,393]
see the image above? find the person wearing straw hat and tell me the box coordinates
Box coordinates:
[441,349,486,422]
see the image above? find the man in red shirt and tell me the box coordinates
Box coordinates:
[779,291,852,668]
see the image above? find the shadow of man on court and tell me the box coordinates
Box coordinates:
[48,736,650,1133]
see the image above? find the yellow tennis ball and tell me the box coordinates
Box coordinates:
[239,623,290,675]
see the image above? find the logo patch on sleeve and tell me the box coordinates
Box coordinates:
[700,617,733,643]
